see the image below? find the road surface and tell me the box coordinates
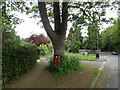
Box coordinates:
[98,52,119,89]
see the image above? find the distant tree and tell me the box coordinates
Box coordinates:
[65,22,83,53]
[24,34,50,46]
[87,23,99,50]
[2,1,118,64]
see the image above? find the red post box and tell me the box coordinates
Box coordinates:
[54,55,60,66]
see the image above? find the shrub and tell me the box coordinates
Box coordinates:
[38,44,49,56]
[24,34,50,46]
[2,38,39,86]
[48,54,81,78]
[47,43,53,54]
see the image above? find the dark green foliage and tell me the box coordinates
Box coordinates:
[100,19,120,53]
[2,31,39,87]
[38,44,49,56]
[87,24,99,50]
[47,43,53,54]
[65,22,83,53]
[48,54,81,78]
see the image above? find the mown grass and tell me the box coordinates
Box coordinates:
[78,56,97,61]
[69,55,97,61]
[69,53,96,56]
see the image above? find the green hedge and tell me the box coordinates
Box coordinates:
[38,44,49,56]
[2,39,39,86]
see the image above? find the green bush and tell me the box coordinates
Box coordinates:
[38,44,49,56]
[48,54,81,78]
[2,38,39,86]
[47,43,53,53]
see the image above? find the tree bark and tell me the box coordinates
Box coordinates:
[53,2,61,34]
[38,2,55,40]
[52,35,65,55]
[38,2,68,55]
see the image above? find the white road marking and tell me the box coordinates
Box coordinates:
[99,62,107,71]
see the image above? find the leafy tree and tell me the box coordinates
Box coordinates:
[1,2,40,86]
[24,34,50,46]
[100,19,120,53]
[38,2,68,55]
[65,22,83,53]
[1,2,24,32]
[38,1,117,57]
[1,1,118,61]
[87,23,99,50]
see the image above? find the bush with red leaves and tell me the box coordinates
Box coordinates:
[24,34,50,46]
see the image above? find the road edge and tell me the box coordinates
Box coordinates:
[91,58,109,88]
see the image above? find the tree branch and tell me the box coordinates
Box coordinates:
[38,2,55,39]
[68,5,88,16]
[53,2,61,34]
[61,2,68,36]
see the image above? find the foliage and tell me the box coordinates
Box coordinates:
[2,31,39,87]
[38,44,49,56]
[65,22,83,53]
[1,2,24,32]
[68,2,116,27]
[2,1,118,55]
[48,54,81,78]
[24,34,50,46]
[47,43,53,54]
[100,19,120,53]
[87,24,99,50]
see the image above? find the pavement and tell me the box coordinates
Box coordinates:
[6,57,104,88]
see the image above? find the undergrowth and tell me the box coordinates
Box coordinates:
[48,54,81,78]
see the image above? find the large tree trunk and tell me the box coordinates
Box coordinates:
[38,2,68,56]
[52,35,65,55]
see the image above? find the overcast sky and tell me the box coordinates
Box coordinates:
[14,4,118,39]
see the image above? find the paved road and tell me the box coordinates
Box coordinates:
[100,52,119,88]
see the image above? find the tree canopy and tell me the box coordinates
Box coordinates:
[1,1,118,55]
[65,22,83,53]
[24,34,50,46]
[100,19,120,53]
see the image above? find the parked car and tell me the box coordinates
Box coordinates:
[111,51,118,55]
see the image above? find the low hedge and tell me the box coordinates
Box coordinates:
[2,39,39,86]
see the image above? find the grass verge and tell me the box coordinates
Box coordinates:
[93,68,99,76]
[72,55,97,61]
[69,53,96,56]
